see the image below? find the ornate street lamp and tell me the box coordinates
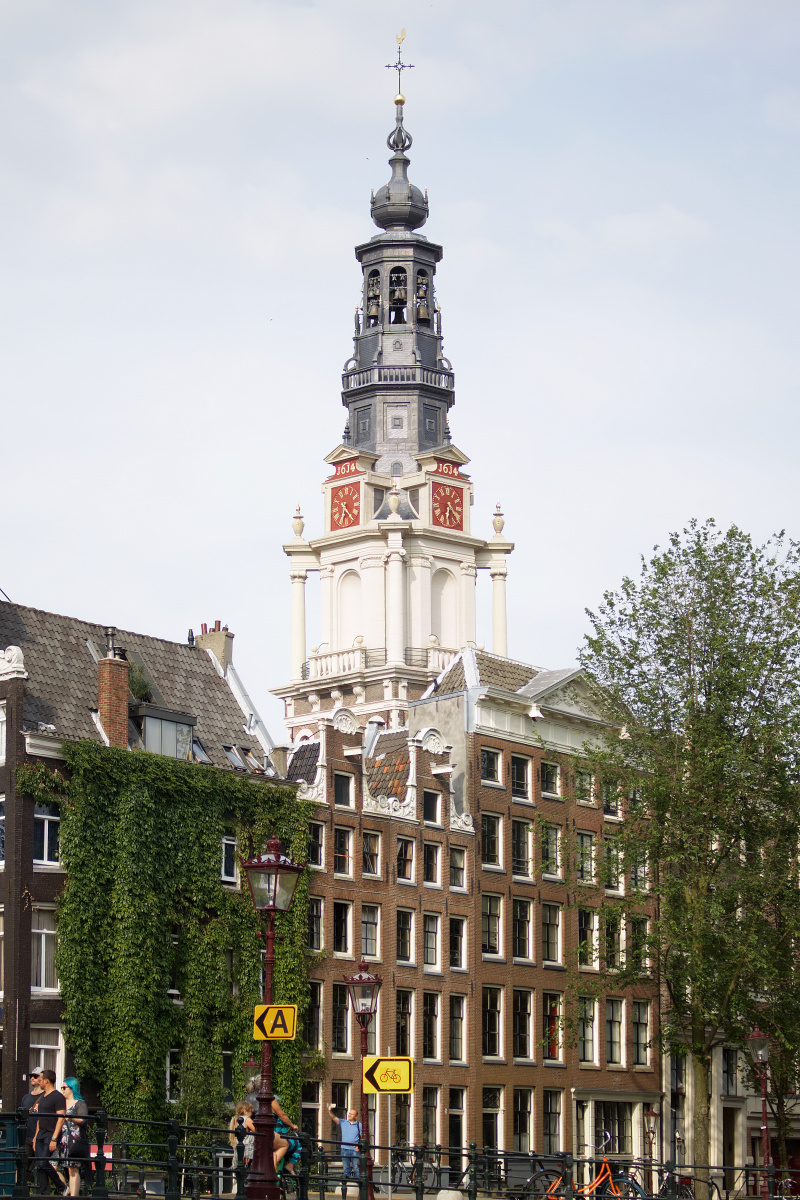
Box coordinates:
[643,1106,658,1196]
[242,838,304,1200]
[747,1025,771,1200]
[343,960,383,1200]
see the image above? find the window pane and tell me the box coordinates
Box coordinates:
[161,720,177,759]
[145,717,162,754]
[176,724,192,761]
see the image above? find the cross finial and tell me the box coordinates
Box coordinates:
[386,30,414,96]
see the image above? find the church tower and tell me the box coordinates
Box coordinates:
[272,91,513,740]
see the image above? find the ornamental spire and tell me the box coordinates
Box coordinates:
[371,34,428,232]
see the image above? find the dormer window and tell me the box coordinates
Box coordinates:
[192,739,212,764]
[137,705,196,761]
[224,746,247,771]
[391,462,403,476]
[242,749,265,774]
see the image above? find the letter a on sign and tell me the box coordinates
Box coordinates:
[253,1004,298,1040]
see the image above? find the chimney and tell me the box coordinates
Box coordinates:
[98,630,129,749]
[195,622,234,672]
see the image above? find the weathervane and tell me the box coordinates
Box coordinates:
[386,29,414,96]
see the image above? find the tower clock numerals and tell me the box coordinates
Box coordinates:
[330,482,361,529]
[431,482,464,530]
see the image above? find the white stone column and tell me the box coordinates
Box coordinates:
[490,563,508,657]
[319,565,334,651]
[290,569,307,680]
[460,561,477,649]
[359,555,387,649]
[385,535,407,665]
[408,555,433,649]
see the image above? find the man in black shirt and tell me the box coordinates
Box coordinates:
[33,1070,66,1194]
[20,1070,43,1181]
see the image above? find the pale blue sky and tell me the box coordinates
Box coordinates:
[3,0,800,736]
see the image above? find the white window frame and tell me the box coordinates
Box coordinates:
[361,903,381,960]
[423,842,441,886]
[632,1000,650,1066]
[423,912,440,971]
[423,790,442,826]
[542,903,562,965]
[480,747,502,785]
[511,754,532,803]
[304,981,323,1050]
[482,985,503,1060]
[307,896,324,951]
[578,907,599,969]
[333,826,353,877]
[481,893,503,958]
[33,803,61,869]
[332,900,352,957]
[362,830,381,877]
[512,897,533,962]
[578,996,597,1064]
[512,987,533,1061]
[513,1087,533,1152]
[396,988,414,1058]
[604,837,624,894]
[543,991,563,1063]
[396,907,415,964]
[449,994,466,1063]
[542,1089,563,1154]
[422,992,441,1061]
[576,831,596,883]
[308,822,325,870]
[30,1025,65,1081]
[422,1084,440,1146]
[449,915,466,970]
[0,704,5,766]
[397,837,415,884]
[541,761,561,799]
[334,772,354,808]
[31,906,59,994]
[576,769,594,805]
[221,834,238,883]
[332,983,351,1056]
[542,824,562,879]
[481,812,503,869]
[511,819,534,880]
[449,845,467,891]
[606,998,625,1065]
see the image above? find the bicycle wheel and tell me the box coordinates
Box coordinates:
[421,1160,435,1189]
[391,1161,405,1188]
[527,1169,564,1196]
[603,1177,645,1200]
[677,1185,694,1200]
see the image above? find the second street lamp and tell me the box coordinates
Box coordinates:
[242,838,304,1200]
[343,960,382,1200]
[643,1106,658,1196]
[747,1025,771,1200]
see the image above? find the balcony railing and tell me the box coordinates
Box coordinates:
[300,646,456,680]
[342,365,455,391]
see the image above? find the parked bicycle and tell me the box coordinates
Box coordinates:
[390,1144,435,1189]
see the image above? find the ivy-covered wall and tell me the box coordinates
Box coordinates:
[18,742,317,1126]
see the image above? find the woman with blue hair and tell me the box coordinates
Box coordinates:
[59,1079,89,1197]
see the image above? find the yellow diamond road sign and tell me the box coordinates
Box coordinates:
[362,1056,413,1094]
[253,1004,298,1040]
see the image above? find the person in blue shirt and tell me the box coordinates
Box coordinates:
[328,1104,362,1179]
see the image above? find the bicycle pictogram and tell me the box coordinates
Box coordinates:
[380,1068,402,1084]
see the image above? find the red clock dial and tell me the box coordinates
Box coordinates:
[330,482,361,530]
[431,482,464,530]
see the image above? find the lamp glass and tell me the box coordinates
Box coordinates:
[643,1108,658,1135]
[747,1027,770,1064]
[244,853,302,913]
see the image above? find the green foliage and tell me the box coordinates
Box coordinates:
[17,741,315,1129]
[580,520,800,1169]
[127,660,153,702]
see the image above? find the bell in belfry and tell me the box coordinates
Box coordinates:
[417,298,430,320]
[367,297,380,320]
[390,284,407,304]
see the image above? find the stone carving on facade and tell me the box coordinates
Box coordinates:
[0,646,28,680]
[358,555,387,571]
[364,792,416,820]
[332,708,358,734]
[419,728,445,754]
[297,774,325,802]
[450,800,475,832]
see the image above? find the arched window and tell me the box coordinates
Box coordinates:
[431,569,458,648]
[389,267,408,325]
[416,271,431,322]
[338,571,363,650]
[365,270,380,327]
[391,462,403,476]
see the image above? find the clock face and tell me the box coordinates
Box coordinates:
[431,482,464,530]
[330,482,361,530]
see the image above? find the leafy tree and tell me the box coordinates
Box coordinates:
[580,520,800,1179]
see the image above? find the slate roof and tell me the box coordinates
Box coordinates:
[287,740,320,784]
[473,651,538,692]
[0,602,267,772]
[372,730,409,756]
[517,667,580,700]
[435,658,467,695]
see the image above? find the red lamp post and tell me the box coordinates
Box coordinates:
[343,961,383,1200]
[747,1025,771,1200]
[643,1106,658,1196]
[242,838,304,1200]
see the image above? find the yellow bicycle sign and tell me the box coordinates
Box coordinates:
[363,1056,413,1094]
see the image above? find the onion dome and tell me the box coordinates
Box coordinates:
[370,96,429,231]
